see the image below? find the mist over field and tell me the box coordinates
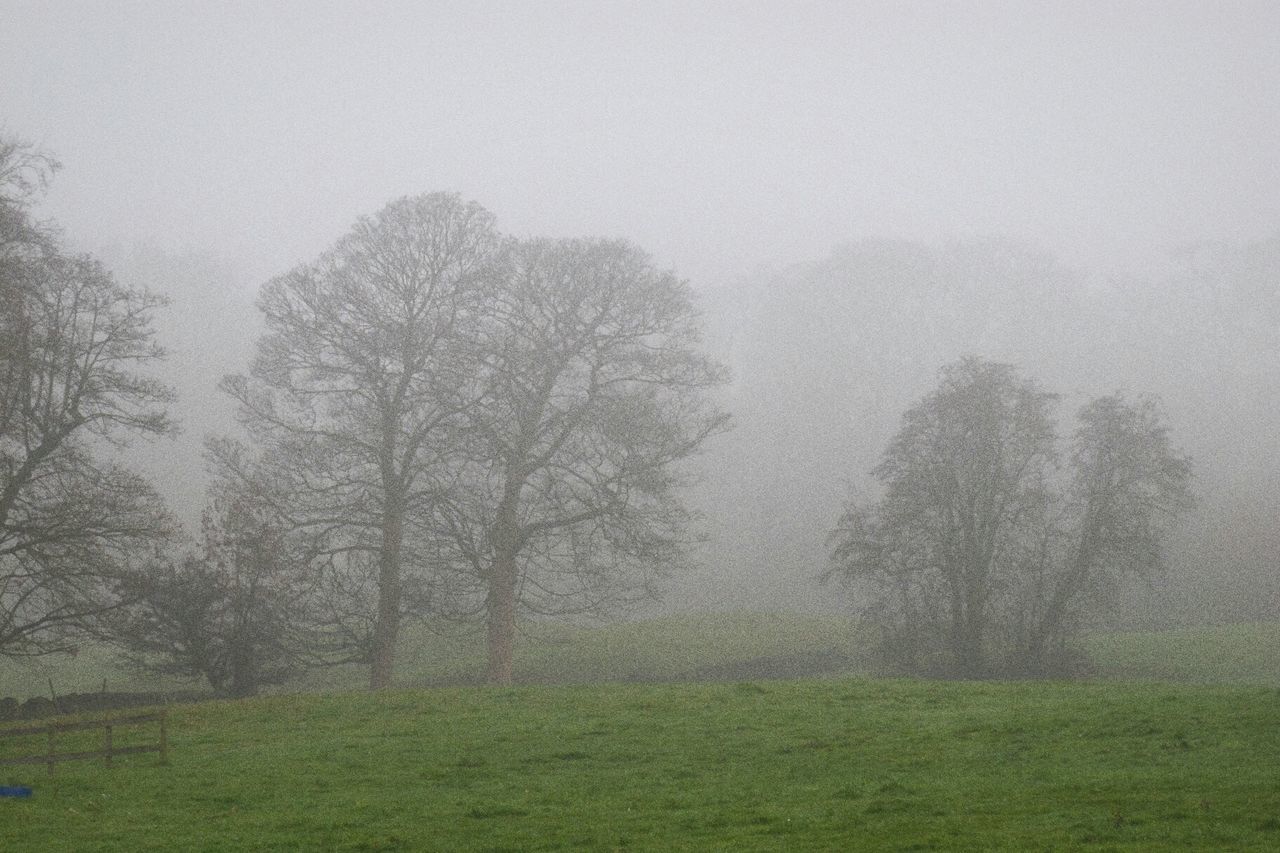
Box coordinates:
[6,7,1280,849]
[2,1,1277,673]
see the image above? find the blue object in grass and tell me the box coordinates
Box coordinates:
[0,786,33,798]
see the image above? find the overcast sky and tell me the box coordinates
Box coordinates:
[4,0,1279,290]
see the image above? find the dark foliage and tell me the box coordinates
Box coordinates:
[112,494,315,698]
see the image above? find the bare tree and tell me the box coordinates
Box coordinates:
[0,135,59,212]
[0,136,175,655]
[221,193,501,689]
[114,487,315,698]
[829,359,1057,676]
[438,238,730,685]
[1006,395,1193,672]
[829,358,1192,677]
[1,137,60,423]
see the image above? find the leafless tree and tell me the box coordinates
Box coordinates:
[1,136,175,656]
[0,136,59,212]
[437,238,730,684]
[220,192,501,689]
[828,358,1191,677]
[1004,394,1193,673]
[113,485,317,698]
[829,359,1057,676]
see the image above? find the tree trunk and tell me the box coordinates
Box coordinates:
[228,589,256,698]
[955,581,987,678]
[955,618,984,677]
[485,475,524,686]
[369,496,404,691]
[229,653,257,698]
[486,547,518,686]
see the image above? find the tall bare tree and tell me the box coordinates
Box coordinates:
[221,192,501,689]
[438,238,730,684]
[828,358,1191,677]
[829,359,1057,676]
[1,136,175,655]
[1006,394,1193,672]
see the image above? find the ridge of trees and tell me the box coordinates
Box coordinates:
[1,136,730,693]
[2,132,1229,695]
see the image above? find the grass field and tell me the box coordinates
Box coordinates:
[298,612,873,691]
[1082,622,1280,685]
[2,677,1278,850]
[4,614,1279,704]
[0,613,873,699]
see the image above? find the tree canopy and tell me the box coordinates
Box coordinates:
[0,136,175,656]
[828,357,1192,677]
[438,237,730,683]
[222,196,729,687]
[219,192,502,689]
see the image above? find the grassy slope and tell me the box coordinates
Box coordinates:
[298,612,873,691]
[0,612,872,698]
[1083,622,1280,684]
[0,647,204,700]
[4,615,1278,700]
[2,678,1278,851]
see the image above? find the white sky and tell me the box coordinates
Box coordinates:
[3,0,1279,288]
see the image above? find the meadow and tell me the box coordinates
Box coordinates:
[1081,622,1280,685]
[5,614,1277,701]
[0,613,872,699]
[2,616,1278,850]
[2,677,1277,850]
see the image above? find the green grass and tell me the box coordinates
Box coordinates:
[2,678,1278,850]
[297,612,872,692]
[5,614,1279,702]
[1084,622,1280,685]
[0,646,204,700]
[1,612,872,699]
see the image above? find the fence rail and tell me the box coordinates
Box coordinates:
[0,710,168,773]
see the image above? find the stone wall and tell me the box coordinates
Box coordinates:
[0,690,209,722]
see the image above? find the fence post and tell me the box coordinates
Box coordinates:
[1,711,171,772]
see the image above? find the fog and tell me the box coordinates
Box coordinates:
[4,1,1278,627]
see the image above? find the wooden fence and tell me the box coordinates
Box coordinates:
[0,710,168,774]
